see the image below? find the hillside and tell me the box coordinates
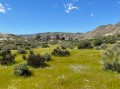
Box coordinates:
[0,22,120,40]
[82,22,120,39]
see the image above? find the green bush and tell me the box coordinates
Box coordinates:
[0,50,16,65]
[78,40,92,49]
[52,48,70,57]
[17,48,26,54]
[60,44,66,50]
[66,43,74,49]
[94,46,101,50]
[100,43,108,49]
[93,37,103,46]
[27,51,45,67]
[13,62,31,76]
[50,40,58,45]
[41,43,49,48]
[44,52,52,61]
[2,44,17,50]
[102,44,120,73]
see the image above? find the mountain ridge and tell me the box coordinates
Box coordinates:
[0,21,120,40]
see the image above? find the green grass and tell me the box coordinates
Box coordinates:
[0,46,120,89]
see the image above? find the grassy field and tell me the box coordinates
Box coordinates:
[0,46,120,89]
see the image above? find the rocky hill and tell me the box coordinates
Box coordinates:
[0,22,120,40]
[82,22,120,39]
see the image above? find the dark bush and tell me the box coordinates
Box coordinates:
[0,50,16,65]
[93,37,103,46]
[78,40,92,49]
[27,51,45,67]
[13,62,31,76]
[52,48,70,56]
[22,55,26,60]
[44,52,52,61]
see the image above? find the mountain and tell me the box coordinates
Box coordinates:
[82,22,120,39]
[0,22,120,40]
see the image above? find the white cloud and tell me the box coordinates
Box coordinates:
[7,8,12,10]
[64,3,78,14]
[65,10,70,13]
[91,13,94,17]
[0,3,6,13]
[0,3,12,13]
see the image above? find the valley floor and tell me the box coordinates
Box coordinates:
[0,46,120,89]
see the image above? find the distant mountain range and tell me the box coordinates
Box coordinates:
[0,22,120,40]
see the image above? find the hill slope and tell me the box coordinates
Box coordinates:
[0,22,120,40]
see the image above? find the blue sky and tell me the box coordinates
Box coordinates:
[0,0,120,34]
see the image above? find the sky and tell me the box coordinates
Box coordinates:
[0,0,120,34]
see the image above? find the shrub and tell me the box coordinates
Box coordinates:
[60,45,66,50]
[100,43,108,49]
[13,62,31,76]
[78,40,92,49]
[22,55,26,60]
[66,43,74,49]
[17,48,26,54]
[102,44,120,73]
[93,37,103,46]
[0,50,16,65]
[2,44,17,50]
[27,51,45,67]
[50,40,58,45]
[41,43,49,48]
[52,48,70,56]
[44,52,52,61]
[94,46,101,50]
